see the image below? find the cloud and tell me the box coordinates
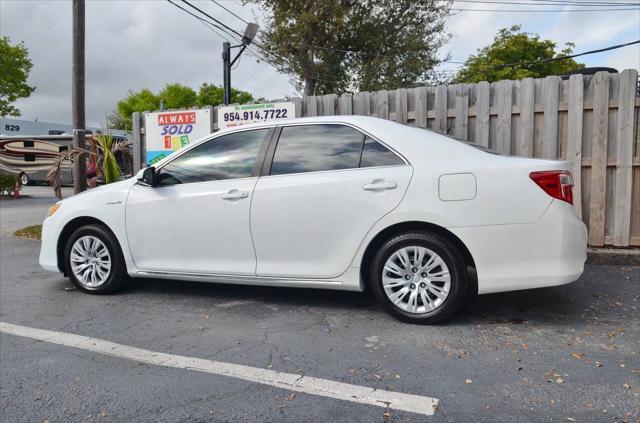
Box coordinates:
[2,1,638,127]
[1,0,294,126]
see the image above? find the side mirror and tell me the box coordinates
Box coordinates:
[137,166,156,187]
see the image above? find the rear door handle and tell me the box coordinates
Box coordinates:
[362,181,398,191]
[222,190,249,200]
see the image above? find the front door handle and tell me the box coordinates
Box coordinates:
[222,190,249,200]
[363,180,398,191]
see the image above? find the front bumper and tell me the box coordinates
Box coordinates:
[39,214,62,273]
[450,200,588,295]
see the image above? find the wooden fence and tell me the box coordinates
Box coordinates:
[287,70,640,247]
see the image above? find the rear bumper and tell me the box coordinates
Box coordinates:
[450,200,587,295]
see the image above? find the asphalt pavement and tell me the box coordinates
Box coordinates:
[0,186,638,422]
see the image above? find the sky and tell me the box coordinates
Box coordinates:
[1,0,639,127]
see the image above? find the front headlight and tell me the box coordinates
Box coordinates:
[46,203,61,218]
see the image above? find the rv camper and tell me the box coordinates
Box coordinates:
[0,135,131,186]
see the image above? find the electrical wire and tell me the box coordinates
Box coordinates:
[171,0,639,85]
[210,0,250,24]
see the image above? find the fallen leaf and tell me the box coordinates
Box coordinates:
[556,378,564,384]
[374,374,382,380]
[465,379,473,384]
[571,352,584,360]
[595,362,603,367]
[286,393,296,401]
[622,383,631,389]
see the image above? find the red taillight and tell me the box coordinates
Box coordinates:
[529,171,574,205]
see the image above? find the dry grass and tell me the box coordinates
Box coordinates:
[14,224,42,240]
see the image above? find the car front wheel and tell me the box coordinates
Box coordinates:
[370,231,468,324]
[64,224,129,294]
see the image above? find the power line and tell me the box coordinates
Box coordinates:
[210,0,249,24]
[440,39,640,73]
[450,5,639,10]
[167,0,231,40]
[172,0,639,86]
[452,0,639,5]
[181,0,244,38]
[169,0,349,85]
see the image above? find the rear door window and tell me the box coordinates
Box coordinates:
[359,137,404,168]
[270,124,364,175]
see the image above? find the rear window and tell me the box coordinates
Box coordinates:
[360,137,404,167]
[270,124,363,175]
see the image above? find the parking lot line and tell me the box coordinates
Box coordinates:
[0,321,439,416]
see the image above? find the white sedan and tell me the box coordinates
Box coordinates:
[39,116,587,324]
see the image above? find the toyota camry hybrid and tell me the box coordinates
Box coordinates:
[39,116,587,324]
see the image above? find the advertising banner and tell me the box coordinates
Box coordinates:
[217,102,295,131]
[144,108,212,165]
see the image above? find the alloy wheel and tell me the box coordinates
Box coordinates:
[70,235,112,288]
[382,246,451,314]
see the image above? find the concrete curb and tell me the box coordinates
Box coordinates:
[587,248,640,266]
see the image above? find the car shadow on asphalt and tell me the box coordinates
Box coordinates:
[118,276,597,327]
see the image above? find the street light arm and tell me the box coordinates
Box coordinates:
[230,44,248,68]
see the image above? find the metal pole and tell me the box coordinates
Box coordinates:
[72,0,87,193]
[222,41,231,105]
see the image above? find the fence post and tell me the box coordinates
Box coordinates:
[612,69,638,246]
[496,80,512,155]
[518,78,535,157]
[475,82,490,147]
[374,90,389,119]
[454,84,469,140]
[414,87,428,128]
[131,111,142,172]
[322,94,337,116]
[588,71,610,246]
[542,76,560,159]
[395,89,408,124]
[339,94,352,115]
[567,74,584,218]
[434,85,447,133]
[304,95,317,117]
[354,92,371,116]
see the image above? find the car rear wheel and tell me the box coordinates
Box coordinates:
[369,231,468,324]
[64,224,129,294]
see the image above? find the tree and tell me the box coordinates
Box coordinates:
[251,0,451,95]
[197,83,253,107]
[106,110,126,130]
[454,26,585,83]
[116,89,159,130]
[115,84,254,127]
[0,36,35,117]
[158,83,198,109]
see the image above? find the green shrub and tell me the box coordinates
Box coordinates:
[0,174,18,196]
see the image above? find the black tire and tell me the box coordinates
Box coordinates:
[369,231,468,324]
[63,224,129,294]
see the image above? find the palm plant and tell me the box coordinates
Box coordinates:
[47,133,132,199]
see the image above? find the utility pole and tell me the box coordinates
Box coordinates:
[72,0,86,193]
[222,42,231,105]
[222,23,258,105]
